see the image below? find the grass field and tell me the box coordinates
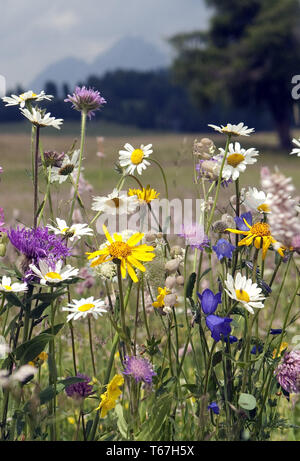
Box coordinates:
[0,121,299,226]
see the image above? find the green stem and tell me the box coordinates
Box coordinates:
[68,110,87,225]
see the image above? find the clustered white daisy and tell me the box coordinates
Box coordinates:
[214,142,259,181]
[0,276,28,293]
[208,122,255,137]
[243,187,272,214]
[47,218,93,241]
[20,107,63,130]
[49,150,80,183]
[29,260,79,285]
[224,272,266,314]
[2,90,53,108]
[62,296,107,321]
[91,188,139,215]
[118,143,153,175]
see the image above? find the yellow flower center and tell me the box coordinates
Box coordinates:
[227,153,245,168]
[3,285,12,291]
[19,92,37,100]
[62,227,69,233]
[45,272,62,280]
[235,289,250,303]
[108,241,132,259]
[78,303,95,312]
[250,222,271,236]
[130,149,144,165]
[257,203,270,213]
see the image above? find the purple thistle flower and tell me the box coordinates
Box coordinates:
[197,288,221,315]
[65,86,106,119]
[213,238,235,260]
[7,226,71,273]
[205,314,232,342]
[275,350,300,394]
[179,223,210,250]
[65,373,93,399]
[234,212,252,231]
[123,356,156,384]
[208,401,220,415]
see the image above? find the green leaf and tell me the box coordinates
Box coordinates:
[115,403,128,439]
[185,272,196,299]
[212,350,223,367]
[5,293,25,309]
[238,393,257,411]
[18,334,53,364]
[18,334,53,365]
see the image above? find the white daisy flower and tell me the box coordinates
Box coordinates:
[0,365,37,388]
[214,142,259,181]
[118,143,153,175]
[29,260,79,285]
[47,218,93,242]
[224,272,266,314]
[91,188,139,215]
[290,138,300,157]
[0,276,28,293]
[20,107,63,130]
[2,90,53,108]
[50,150,80,184]
[62,296,107,321]
[243,187,272,214]
[208,122,255,137]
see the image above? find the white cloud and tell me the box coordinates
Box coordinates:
[0,0,210,87]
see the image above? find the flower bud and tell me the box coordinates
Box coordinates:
[193,138,216,159]
[165,276,176,289]
[170,246,183,258]
[165,259,180,273]
[164,293,177,307]
[176,275,184,286]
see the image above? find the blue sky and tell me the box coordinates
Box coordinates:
[1,0,210,88]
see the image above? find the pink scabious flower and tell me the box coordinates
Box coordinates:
[260,167,300,249]
[65,86,106,119]
[179,223,210,250]
[123,356,156,384]
[275,350,300,394]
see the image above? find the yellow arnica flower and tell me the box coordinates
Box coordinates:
[272,342,288,359]
[152,287,171,308]
[128,186,160,204]
[95,374,124,418]
[86,225,155,283]
[226,219,285,260]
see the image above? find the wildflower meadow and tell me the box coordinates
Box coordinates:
[0,88,299,443]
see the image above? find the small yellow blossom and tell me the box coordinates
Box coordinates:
[152,287,171,308]
[272,342,288,359]
[128,186,160,204]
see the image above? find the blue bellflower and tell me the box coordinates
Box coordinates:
[197,288,222,315]
[213,238,235,260]
[208,401,220,415]
[206,315,232,342]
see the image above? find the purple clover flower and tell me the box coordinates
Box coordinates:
[275,350,300,394]
[205,314,232,342]
[197,288,221,315]
[123,356,156,384]
[65,86,106,119]
[179,223,209,250]
[65,373,93,399]
[7,226,70,271]
[234,212,252,231]
[213,238,235,260]
[208,401,220,415]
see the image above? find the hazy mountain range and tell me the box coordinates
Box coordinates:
[31,36,171,91]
